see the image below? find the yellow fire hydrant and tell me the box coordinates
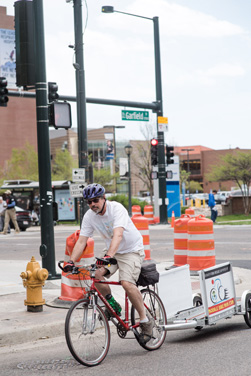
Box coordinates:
[20,256,49,312]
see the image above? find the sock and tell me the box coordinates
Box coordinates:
[140,317,149,323]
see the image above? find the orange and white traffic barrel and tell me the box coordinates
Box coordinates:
[132,205,141,217]
[131,215,151,260]
[144,205,155,224]
[59,230,95,301]
[185,208,195,217]
[187,215,215,271]
[173,214,191,266]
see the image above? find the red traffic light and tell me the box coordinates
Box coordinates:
[151,138,158,146]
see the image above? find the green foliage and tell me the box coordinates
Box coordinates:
[0,142,38,182]
[107,194,148,213]
[93,168,119,193]
[181,206,188,215]
[179,170,202,193]
[52,148,77,181]
[189,180,203,193]
[207,152,251,214]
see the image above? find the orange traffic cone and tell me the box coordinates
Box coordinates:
[171,211,175,228]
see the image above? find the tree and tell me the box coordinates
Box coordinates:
[0,142,38,183]
[207,152,251,215]
[52,148,77,181]
[180,169,203,193]
[93,167,119,193]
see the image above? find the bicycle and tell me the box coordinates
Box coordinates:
[58,258,167,367]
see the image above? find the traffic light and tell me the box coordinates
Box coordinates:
[151,138,158,166]
[166,145,174,165]
[48,82,59,103]
[48,101,72,129]
[0,77,8,107]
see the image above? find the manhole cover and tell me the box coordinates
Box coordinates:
[17,359,80,370]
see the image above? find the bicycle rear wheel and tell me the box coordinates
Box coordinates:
[131,288,167,351]
[65,299,110,367]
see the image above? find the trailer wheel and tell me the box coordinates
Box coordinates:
[244,293,251,328]
[193,295,202,307]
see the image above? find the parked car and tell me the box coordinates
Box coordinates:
[10,206,32,231]
[214,191,231,204]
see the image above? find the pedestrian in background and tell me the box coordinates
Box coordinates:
[208,189,218,223]
[0,196,6,232]
[0,190,20,234]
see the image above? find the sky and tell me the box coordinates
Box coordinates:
[2,0,251,150]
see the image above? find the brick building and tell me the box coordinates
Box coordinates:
[175,145,251,193]
[0,6,37,171]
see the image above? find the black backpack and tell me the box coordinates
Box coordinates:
[137,262,159,287]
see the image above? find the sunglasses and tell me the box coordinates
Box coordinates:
[87,197,101,205]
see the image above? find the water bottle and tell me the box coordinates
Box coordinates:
[106,294,122,316]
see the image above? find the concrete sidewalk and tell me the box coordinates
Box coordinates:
[1,258,251,348]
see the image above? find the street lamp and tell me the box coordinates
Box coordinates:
[102,6,167,224]
[124,144,133,216]
[181,148,194,195]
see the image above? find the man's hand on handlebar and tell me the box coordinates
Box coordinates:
[96,256,117,266]
[63,260,75,272]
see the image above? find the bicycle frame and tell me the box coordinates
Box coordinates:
[86,274,140,332]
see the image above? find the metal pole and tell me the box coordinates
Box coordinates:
[153,17,167,224]
[33,0,59,279]
[187,150,190,194]
[113,127,117,192]
[73,0,88,220]
[128,153,132,216]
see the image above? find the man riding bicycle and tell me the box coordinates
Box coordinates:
[64,183,154,343]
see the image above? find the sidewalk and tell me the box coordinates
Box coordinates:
[1,257,251,348]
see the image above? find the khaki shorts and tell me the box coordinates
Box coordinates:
[100,249,145,285]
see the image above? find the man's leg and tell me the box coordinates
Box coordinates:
[9,209,20,232]
[94,267,111,297]
[2,211,10,234]
[120,280,146,321]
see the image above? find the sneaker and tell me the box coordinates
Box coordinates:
[139,317,154,344]
[0,232,7,235]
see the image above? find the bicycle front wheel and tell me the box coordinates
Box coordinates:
[131,288,167,351]
[65,299,110,367]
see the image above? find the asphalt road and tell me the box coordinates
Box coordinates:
[1,315,251,376]
[1,224,251,269]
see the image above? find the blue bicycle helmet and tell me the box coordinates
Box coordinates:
[83,183,105,199]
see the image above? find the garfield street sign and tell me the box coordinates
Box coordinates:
[122,110,149,121]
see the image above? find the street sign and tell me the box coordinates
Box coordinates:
[70,183,86,198]
[158,116,168,124]
[158,117,168,132]
[122,110,149,121]
[72,168,85,182]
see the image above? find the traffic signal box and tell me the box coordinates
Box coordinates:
[0,77,8,107]
[48,82,59,103]
[151,138,158,166]
[166,145,174,165]
[48,102,72,130]
[47,82,72,129]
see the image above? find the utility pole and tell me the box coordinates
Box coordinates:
[73,0,89,220]
[33,0,59,279]
[153,17,167,224]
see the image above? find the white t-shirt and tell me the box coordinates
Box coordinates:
[80,200,143,254]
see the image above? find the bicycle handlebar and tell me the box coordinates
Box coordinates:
[58,257,117,273]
